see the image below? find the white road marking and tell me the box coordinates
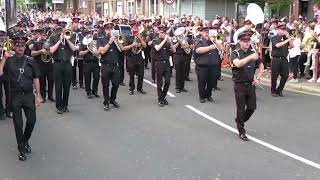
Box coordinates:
[185,105,320,170]
[143,79,176,97]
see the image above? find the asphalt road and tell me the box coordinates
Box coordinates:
[0,66,320,180]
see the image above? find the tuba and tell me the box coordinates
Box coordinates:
[131,28,145,54]
[174,27,191,54]
[83,31,100,59]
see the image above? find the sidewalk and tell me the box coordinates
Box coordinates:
[221,67,320,95]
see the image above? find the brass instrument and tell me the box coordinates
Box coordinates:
[173,27,191,54]
[64,29,73,39]
[83,31,101,59]
[131,28,146,54]
[63,29,73,45]
[209,30,224,59]
[41,35,53,63]
[118,35,126,44]
[1,36,14,59]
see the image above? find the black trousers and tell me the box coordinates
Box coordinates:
[196,65,219,99]
[155,61,171,101]
[151,49,156,81]
[119,54,125,83]
[127,58,144,91]
[175,54,186,90]
[289,55,300,79]
[12,92,36,151]
[298,52,307,77]
[271,57,289,94]
[0,79,4,114]
[72,59,84,86]
[84,62,100,95]
[144,48,151,68]
[39,63,54,99]
[3,78,12,113]
[185,54,191,80]
[101,64,120,105]
[53,62,72,109]
[234,83,256,134]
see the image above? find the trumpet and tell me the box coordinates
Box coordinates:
[62,29,73,45]
[1,36,14,59]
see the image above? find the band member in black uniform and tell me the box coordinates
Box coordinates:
[230,31,264,141]
[0,36,42,161]
[149,22,160,83]
[271,23,293,97]
[173,26,192,93]
[112,25,125,87]
[121,26,147,95]
[98,30,121,111]
[71,17,85,89]
[31,28,55,103]
[49,22,77,114]
[194,27,224,103]
[79,30,101,99]
[152,26,176,107]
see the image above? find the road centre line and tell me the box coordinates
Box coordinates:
[143,79,176,98]
[185,105,320,170]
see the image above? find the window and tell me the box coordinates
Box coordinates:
[116,1,122,15]
[104,3,109,16]
[128,1,135,15]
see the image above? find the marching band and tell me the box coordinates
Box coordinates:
[2,2,320,160]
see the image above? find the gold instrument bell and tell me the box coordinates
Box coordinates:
[118,35,126,44]
[64,29,73,40]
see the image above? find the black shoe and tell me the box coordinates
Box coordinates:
[110,101,120,108]
[181,88,188,92]
[200,98,205,103]
[62,107,70,113]
[104,104,110,111]
[41,99,46,103]
[158,100,164,107]
[129,90,134,95]
[207,97,214,102]
[87,93,93,99]
[72,85,78,89]
[57,108,63,114]
[0,113,5,120]
[145,66,149,69]
[119,82,125,86]
[213,87,221,91]
[6,112,13,118]
[80,84,85,89]
[176,89,181,93]
[271,93,279,97]
[278,92,284,97]
[48,97,55,102]
[18,151,27,161]
[25,143,31,154]
[219,78,224,81]
[163,98,168,105]
[93,93,100,98]
[137,89,146,94]
[239,134,249,141]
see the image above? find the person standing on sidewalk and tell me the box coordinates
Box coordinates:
[270,24,293,97]
[230,31,264,141]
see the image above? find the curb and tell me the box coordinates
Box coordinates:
[221,69,320,95]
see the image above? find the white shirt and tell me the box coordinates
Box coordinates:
[289,38,301,58]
